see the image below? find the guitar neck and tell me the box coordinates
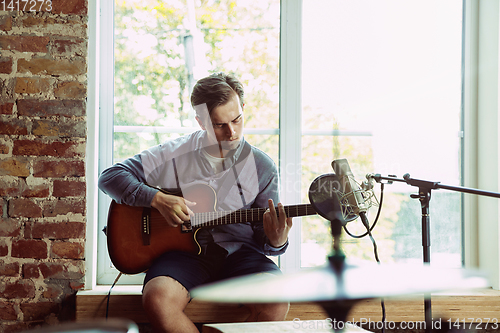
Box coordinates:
[192,204,316,228]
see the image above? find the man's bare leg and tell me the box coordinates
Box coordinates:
[142,276,198,333]
[245,302,290,322]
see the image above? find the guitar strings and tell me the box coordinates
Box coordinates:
[146,204,315,228]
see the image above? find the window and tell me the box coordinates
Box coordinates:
[299,0,463,268]
[98,0,281,284]
[94,0,468,286]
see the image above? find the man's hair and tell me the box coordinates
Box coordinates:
[191,72,244,118]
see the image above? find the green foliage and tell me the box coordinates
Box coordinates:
[113,0,462,269]
[114,0,280,161]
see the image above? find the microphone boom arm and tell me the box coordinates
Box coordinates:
[369,173,500,198]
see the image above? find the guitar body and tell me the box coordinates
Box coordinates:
[106,184,217,275]
[106,182,318,275]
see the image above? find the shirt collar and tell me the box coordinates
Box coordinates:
[196,130,246,166]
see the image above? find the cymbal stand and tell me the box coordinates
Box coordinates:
[319,217,356,333]
[370,173,500,333]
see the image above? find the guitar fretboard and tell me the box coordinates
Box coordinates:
[191,204,316,228]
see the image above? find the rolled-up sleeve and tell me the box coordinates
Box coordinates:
[98,155,158,207]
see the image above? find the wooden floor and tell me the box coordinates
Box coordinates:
[202,321,371,333]
[76,288,500,325]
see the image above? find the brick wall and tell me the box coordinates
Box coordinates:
[0,1,88,331]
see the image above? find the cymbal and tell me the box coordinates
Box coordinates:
[190,260,488,303]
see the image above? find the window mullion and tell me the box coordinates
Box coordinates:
[279,0,303,274]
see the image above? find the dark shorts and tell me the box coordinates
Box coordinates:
[143,244,281,291]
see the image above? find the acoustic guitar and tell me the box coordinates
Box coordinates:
[106,183,318,274]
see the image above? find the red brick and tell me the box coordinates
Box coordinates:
[0,157,30,176]
[52,0,87,15]
[0,280,36,299]
[39,261,84,280]
[69,281,84,291]
[12,239,47,259]
[0,241,8,256]
[0,157,30,177]
[15,77,52,94]
[20,302,59,322]
[24,220,33,238]
[0,260,20,277]
[51,241,84,259]
[0,218,21,237]
[52,38,86,57]
[23,263,40,279]
[32,119,86,138]
[0,119,29,135]
[0,57,13,74]
[52,180,86,197]
[0,301,17,321]
[9,198,43,218]
[0,15,12,31]
[32,222,85,239]
[21,17,85,37]
[54,81,86,99]
[17,99,85,117]
[21,183,50,198]
[21,16,55,28]
[0,143,9,154]
[17,58,85,76]
[0,102,14,115]
[0,178,22,196]
[34,160,85,178]
[13,140,83,158]
[43,199,85,217]
[0,36,49,53]
[42,284,63,299]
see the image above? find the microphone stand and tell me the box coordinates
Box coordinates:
[369,173,500,333]
[320,217,357,333]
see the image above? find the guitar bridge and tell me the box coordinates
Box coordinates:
[141,207,151,245]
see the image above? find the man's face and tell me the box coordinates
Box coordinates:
[197,93,244,155]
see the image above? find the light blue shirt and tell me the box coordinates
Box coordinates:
[98,130,288,256]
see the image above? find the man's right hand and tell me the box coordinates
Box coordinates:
[151,191,196,227]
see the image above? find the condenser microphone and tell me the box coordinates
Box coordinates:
[331,159,370,217]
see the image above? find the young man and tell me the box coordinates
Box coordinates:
[98,72,292,332]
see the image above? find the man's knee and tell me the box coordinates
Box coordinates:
[142,276,190,312]
[247,302,290,321]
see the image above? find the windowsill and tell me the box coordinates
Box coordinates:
[79,285,143,295]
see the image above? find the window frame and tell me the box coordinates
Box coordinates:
[85,0,500,289]
[461,0,500,288]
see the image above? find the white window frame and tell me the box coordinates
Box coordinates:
[85,0,500,289]
[278,0,302,273]
[462,0,500,289]
[85,0,100,290]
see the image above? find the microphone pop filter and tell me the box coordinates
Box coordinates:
[308,173,358,224]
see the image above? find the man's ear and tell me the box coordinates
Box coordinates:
[196,116,206,131]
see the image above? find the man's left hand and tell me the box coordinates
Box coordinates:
[263,199,293,248]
